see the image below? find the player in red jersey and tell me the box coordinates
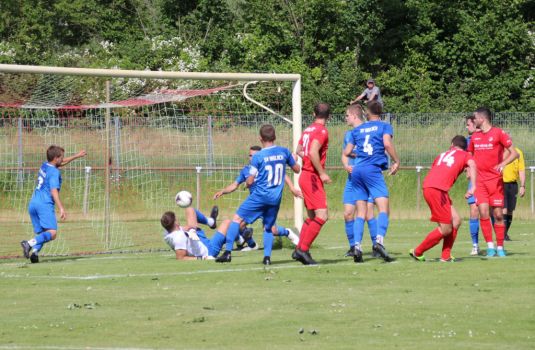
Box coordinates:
[292,103,331,265]
[410,135,477,261]
[467,107,518,257]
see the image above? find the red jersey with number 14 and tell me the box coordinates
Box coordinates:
[298,122,329,173]
[467,127,512,181]
[423,147,472,192]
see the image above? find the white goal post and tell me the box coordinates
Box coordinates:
[0,64,304,256]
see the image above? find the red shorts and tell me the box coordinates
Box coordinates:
[423,187,452,224]
[299,171,327,210]
[475,177,504,207]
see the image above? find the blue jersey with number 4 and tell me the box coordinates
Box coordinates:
[249,146,295,204]
[349,120,393,170]
[31,162,62,205]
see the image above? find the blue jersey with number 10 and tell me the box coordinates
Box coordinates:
[349,120,393,170]
[249,145,295,205]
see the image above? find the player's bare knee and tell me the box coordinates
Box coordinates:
[440,225,453,236]
[48,230,57,240]
[218,219,231,234]
[453,217,462,229]
[343,210,354,221]
[232,214,243,224]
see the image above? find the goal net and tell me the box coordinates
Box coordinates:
[0,65,302,258]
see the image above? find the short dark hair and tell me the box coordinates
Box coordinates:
[47,145,65,162]
[367,100,382,115]
[475,107,492,122]
[465,114,476,122]
[249,145,262,151]
[346,104,365,122]
[161,211,176,233]
[451,135,467,150]
[260,124,276,142]
[313,103,331,119]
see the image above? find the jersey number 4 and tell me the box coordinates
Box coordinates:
[437,150,456,167]
[363,135,374,155]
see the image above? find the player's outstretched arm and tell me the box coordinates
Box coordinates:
[175,249,197,260]
[465,159,477,198]
[60,150,87,167]
[213,182,239,199]
[383,134,400,175]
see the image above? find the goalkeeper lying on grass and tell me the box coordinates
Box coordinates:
[160,206,229,260]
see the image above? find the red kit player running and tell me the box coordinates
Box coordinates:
[292,103,331,265]
[410,135,477,262]
[468,107,518,257]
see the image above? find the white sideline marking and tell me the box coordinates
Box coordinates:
[0,263,346,280]
[0,346,173,350]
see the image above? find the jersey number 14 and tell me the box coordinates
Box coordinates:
[437,150,456,167]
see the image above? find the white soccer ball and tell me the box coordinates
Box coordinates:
[175,190,193,208]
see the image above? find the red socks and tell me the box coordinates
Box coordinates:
[480,217,493,243]
[494,223,505,247]
[298,217,326,251]
[415,227,443,256]
[441,228,458,260]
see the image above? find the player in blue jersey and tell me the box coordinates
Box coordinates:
[21,145,87,263]
[213,146,301,250]
[214,146,303,252]
[216,124,301,265]
[342,104,378,261]
[343,101,400,262]
[465,114,480,255]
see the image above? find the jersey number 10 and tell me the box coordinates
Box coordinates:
[266,163,284,186]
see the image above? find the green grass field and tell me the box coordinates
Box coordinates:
[1,219,534,350]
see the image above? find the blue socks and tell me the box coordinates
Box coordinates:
[367,217,377,246]
[276,226,289,236]
[195,209,208,225]
[377,212,389,238]
[344,220,355,248]
[263,230,274,257]
[225,221,241,251]
[209,232,226,257]
[469,218,479,245]
[352,218,365,246]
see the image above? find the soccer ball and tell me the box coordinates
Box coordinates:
[175,190,193,208]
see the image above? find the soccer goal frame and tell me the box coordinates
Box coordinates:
[0,63,304,238]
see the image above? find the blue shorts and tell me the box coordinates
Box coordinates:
[351,165,389,201]
[28,201,57,233]
[196,229,222,257]
[466,182,476,205]
[343,180,374,204]
[237,195,280,231]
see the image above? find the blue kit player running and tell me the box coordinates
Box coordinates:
[343,101,400,262]
[21,145,87,263]
[213,146,300,250]
[342,104,378,261]
[215,124,301,265]
[465,114,480,255]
